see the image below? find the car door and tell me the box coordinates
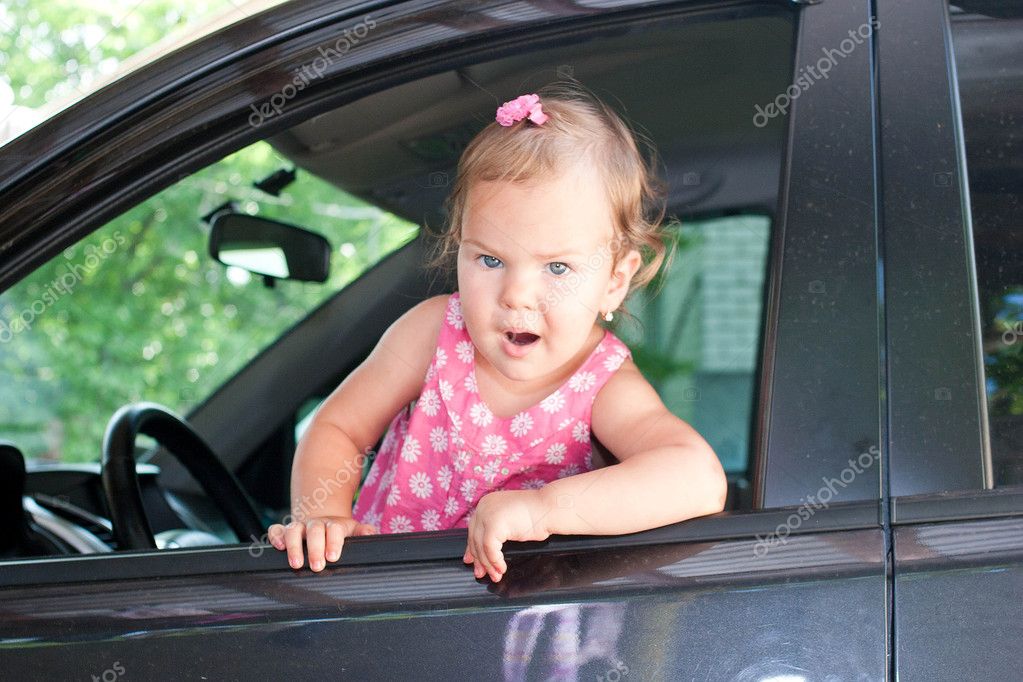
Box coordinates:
[0,0,891,679]
[876,1,1023,678]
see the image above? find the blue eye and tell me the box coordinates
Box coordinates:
[479,255,503,269]
[547,262,570,276]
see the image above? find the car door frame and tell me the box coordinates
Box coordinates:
[0,0,893,679]
[874,0,1023,678]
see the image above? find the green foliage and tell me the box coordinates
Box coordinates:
[0,0,239,109]
[987,289,1023,416]
[0,141,417,462]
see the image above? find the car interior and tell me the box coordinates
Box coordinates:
[3,2,1016,563]
[0,3,830,560]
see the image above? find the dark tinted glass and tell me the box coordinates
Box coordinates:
[951,10,1023,486]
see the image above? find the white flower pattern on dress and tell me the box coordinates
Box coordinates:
[348,292,632,538]
[409,471,433,498]
[603,349,627,372]
[469,401,492,427]
[436,465,452,490]
[481,433,507,456]
[364,510,382,529]
[386,484,401,507]
[429,426,448,452]
[558,463,581,478]
[389,515,413,533]
[569,371,597,393]
[540,390,565,414]
[452,450,470,472]
[460,479,478,503]
[455,340,474,364]
[380,427,398,454]
[446,301,464,330]
[572,421,590,444]
[510,412,533,437]
[421,508,441,531]
[545,442,567,464]
[400,436,420,463]
[419,389,440,417]
[482,460,501,483]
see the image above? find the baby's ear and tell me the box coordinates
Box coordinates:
[607,248,642,302]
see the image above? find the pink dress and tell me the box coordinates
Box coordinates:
[351,292,632,534]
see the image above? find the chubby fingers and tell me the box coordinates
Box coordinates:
[467,518,488,580]
[305,519,328,571]
[324,520,346,564]
[283,521,307,569]
[267,523,286,551]
[483,537,507,581]
[468,521,506,582]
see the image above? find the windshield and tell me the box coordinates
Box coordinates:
[0,141,418,462]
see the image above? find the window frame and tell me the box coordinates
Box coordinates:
[877,0,1000,502]
[0,0,889,583]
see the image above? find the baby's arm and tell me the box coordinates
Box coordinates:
[541,357,726,534]
[465,358,726,582]
[268,294,449,570]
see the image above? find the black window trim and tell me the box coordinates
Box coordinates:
[876,0,993,498]
[0,499,880,587]
[753,0,883,509]
[892,484,1023,524]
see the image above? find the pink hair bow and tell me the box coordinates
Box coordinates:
[495,93,549,127]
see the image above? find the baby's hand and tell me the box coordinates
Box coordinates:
[463,489,550,582]
[267,516,378,572]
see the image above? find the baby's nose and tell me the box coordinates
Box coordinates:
[499,269,544,311]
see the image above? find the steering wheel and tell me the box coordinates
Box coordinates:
[101,402,264,550]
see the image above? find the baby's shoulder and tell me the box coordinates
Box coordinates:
[405,293,450,328]
[377,294,451,369]
[591,357,663,421]
[386,294,449,343]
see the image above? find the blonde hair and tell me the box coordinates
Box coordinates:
[428,82,674,310]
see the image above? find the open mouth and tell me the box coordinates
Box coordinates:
[505,331,540,346]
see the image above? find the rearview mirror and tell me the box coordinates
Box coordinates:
[209,213,331,283]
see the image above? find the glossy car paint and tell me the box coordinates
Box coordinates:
[894,515,1023,680]
[0,517,885,679]
[0,0,1018,678]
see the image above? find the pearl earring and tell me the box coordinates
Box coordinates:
[603,310,614,322]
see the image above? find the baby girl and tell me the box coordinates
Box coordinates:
[268,84,727,582]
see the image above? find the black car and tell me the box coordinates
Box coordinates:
[0,0,1020,679]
